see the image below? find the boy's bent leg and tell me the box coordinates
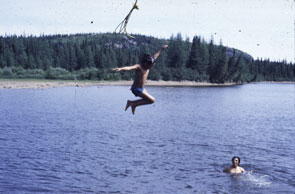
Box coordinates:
[139,89,155,103]
[130,89,155,114]
[130,99,150,114]
[134,89,155,106]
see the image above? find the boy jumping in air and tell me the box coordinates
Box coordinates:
[112,45,168,114]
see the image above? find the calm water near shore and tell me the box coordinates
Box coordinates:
[0,83,294,193]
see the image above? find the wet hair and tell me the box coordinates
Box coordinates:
[141,54,155,66]
[232,156,241,164]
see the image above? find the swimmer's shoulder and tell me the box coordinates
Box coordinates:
[223,167,232,173]
[239,167,245,173]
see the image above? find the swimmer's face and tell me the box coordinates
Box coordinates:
[232,157,239,167]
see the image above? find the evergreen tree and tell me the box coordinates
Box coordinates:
[0,55,4,68]
[94,47,103,69]
[186,36,209,81]
[27,54,36,69]
[85,45,95,68]
[187,37,201,69]
[69,45,78,71]
[233,54,248,83]
[226,49,236,82]
[76,46,87,69]
[167,33,185,68]
[4,50,15,67]
[215,46,227,83]
[208,39,216,82]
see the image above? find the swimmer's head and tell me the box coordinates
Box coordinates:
[232,156,241,167]
[141,54,155,69]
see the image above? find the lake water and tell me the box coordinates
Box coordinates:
[0,83,294,193]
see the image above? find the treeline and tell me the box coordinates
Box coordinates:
[0,33,294,83]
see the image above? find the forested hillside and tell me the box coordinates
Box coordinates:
[0,33,294,83]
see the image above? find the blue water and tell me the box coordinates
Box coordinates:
[0,83,294,193]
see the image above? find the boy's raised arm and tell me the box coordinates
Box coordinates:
[153,45,168,61]
[112,64,140,72]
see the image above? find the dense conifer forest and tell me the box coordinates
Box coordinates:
[0,33,294,83]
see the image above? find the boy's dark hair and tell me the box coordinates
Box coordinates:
[141,54,154,65]
[232,156,241,164]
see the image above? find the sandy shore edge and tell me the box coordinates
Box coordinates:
[0,79,293,89]
[0,79,240,89]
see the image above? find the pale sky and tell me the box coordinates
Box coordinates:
[0,0,294,63]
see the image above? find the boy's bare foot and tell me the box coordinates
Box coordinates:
[125,100,131,111]
[131,105,136,115]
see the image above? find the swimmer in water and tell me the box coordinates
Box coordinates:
[223,156,245,174]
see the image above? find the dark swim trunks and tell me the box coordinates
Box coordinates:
[131,87,143,97]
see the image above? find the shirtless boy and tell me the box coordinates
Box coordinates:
[112,45,168,114]
[223,156,245,174]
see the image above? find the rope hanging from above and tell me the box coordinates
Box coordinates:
[114,0,139,39]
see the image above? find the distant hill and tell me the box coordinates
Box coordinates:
[226,47,253,62]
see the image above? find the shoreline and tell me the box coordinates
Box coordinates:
[0,79,293,89]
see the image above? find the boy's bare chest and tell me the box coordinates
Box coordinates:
[137,68,149,77]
